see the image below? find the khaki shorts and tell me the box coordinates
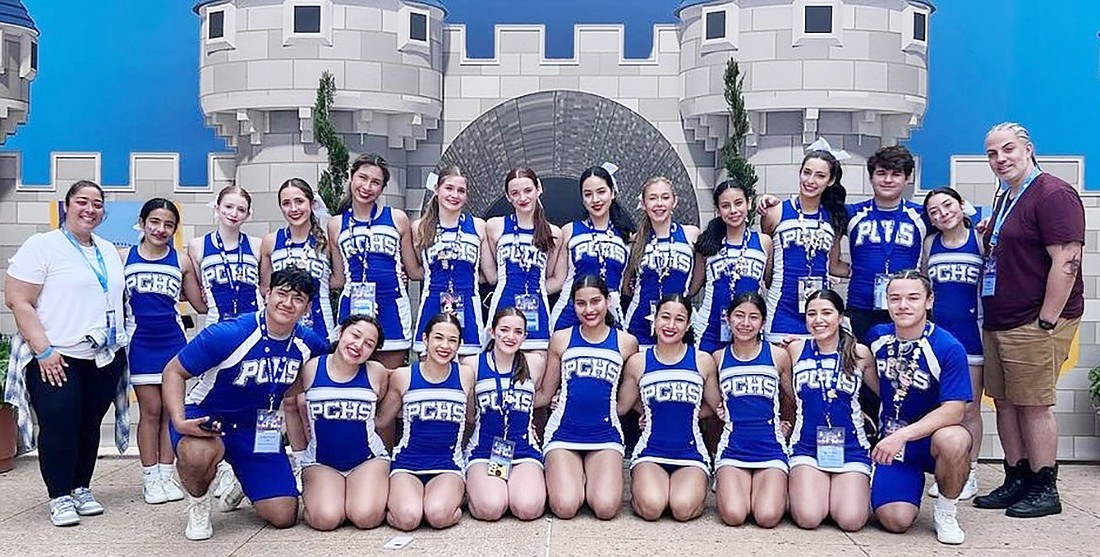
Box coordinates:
[983,318,1079,406]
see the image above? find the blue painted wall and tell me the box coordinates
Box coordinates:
[4,1,1097,189]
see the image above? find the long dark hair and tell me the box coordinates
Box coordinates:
[279,178,328,254]
[695,178,754,257]
[485,307,532,384]
[572,274,615,327]
[623,176,674,291]
[923,187,973,229]
[804,289,859,377]
[330,314,386,356]
[504,167,555,253]
[337,153,390,214]
[802,151,848,234]
[654,293,696,346]
[578,166,635,242]
[416,165,466,252]
[137,198,180,246]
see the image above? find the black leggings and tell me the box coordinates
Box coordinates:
[25,350,125,499]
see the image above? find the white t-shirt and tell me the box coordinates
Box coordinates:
[7,229,127,359]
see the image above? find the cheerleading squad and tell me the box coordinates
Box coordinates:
[4,123,1083,547]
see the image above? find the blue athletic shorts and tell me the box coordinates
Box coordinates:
[870,436,934,510]
[170,405,298,503]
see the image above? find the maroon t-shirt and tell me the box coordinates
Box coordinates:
[981,172,1085,331]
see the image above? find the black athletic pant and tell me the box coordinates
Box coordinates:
[25,350,125,499]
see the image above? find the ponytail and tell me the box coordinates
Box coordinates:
[416,196,442,253]
[531,199,555,254]
[803,150,848,234]
[607,200,636,242]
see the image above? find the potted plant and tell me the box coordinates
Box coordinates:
[0,334,16,473]
[1089,364,1100,417]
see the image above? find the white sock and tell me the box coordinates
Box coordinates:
[217,461,232,473]
[158,463,175,479]
[142,465,159,480]
[291,450,308,463]
[935,495,958,514]
[970,462,978,472]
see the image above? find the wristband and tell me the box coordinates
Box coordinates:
[1038,318,1056,331]
[34,346,55,361]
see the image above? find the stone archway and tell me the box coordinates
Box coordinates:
[436,90,698,226]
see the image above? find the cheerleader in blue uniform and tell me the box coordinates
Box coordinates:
[377,314,475,531]
[260,179,334,341]
[462,308,547,521]
[283,315,390,531]
[484,167,562,352]
[622,177,700,347]
[124,198,207,505]
[412,167,487,356]
[618,294,721,522]
[759,151,847,342]
[922,187,984,499]
[691,179,772,353]
[785,289,876,532]
[540,276,639,520]
[330,154,420,368]
[187,185,263,323]
[549,166,633,330]
[712,292,794,528]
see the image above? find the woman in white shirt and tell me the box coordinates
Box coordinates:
[5,181,128,528]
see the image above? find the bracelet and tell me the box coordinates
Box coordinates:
[34,346,55,360]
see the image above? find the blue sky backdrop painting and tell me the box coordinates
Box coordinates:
[4,0,1099,189]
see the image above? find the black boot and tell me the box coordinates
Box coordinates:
[1006,466,1062,518]
[973,459,1031,509]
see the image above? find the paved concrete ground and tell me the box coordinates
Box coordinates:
[1,455,1097,556]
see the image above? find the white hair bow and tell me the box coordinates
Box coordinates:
[961,200,978,217]
[807,137,852,161]
[601,162,620,193]
[313,196,331,220]
[425,171,440,195]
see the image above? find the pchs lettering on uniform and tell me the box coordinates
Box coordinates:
[232,357,302,386]
[876,358,932,391]
[203,264,259,285]
[563,357,619,382]
[498,243,548,269]
[641,248,693,273]
[793,366,858,395]
[722,374,779,398]
[426,238,480,264]
[707,256,766,280]
[126,272,182,297]
[309,399,375,421]
[928,262,981,285]
[777,227,824,249]
[477,389,535,413]
[273,257,328,279]
[406,399,466,423]
[575,240,628,262]
[641,381,703,404]
[853,220,917,248]
[342,232,399,257]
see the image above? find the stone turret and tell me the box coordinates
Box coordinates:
[0,0,38,143]
[676,0,933,193]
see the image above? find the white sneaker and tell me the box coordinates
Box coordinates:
[928,468,979,500]
[217,476,245,512]
[49,496,81,527]
[161,476,186,502]
[70,488,105,516]
[212,463,235,499]
[143,475,169,505]
[185,493,214,541]
[934,507,966,545]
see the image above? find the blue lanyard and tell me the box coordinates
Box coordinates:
[214,230,243,294]
[490,353,516,438]
[354,204,379,284]
[872,200,899,272]
[258,312,295,411]
[990,168,1041,250]
[811,341,842,428]
[61,227,109,295]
